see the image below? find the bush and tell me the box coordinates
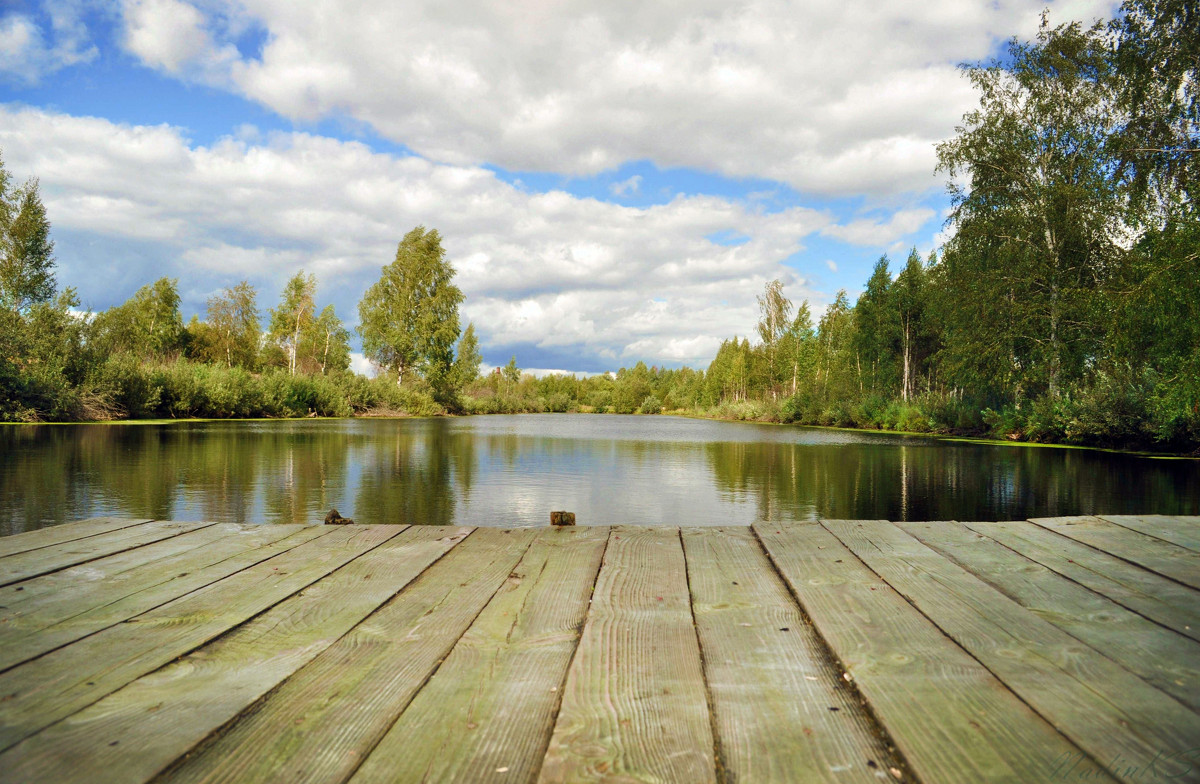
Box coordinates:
[708,399,779,422]
[93,355,160,418]
[152,360,206,418]
[544,392,573,413]
[918,393,983,432]
[1062,367,1152,446]
[638,394,663,414]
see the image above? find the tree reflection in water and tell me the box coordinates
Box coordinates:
[2,415,1197,535]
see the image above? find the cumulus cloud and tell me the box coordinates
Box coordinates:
[820,207,937,247]
[120,0,239,80]
[108,0,1115,195]
[0,2,97,84]
[1,105,841,369]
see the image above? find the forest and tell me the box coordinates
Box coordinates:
[0,0,1196,452]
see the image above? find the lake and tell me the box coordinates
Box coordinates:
[2,414,1197,534]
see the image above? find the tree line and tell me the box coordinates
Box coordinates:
[1,0,1196,451]
[0,198,471,420]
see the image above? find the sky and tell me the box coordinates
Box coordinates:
[0,0,1118,375]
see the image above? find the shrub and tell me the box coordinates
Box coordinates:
[638,394,663,414]
[92,354,159,418]
[545,392,573,413]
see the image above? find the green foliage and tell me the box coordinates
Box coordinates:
[1109,0,1200,208]
[195,282,261,369]
[0,153,56,314]
[90,277,185,360]
[306,304,351,375]
[447,322,482,406]
[358,226,463,403]
[268,271,316,375]
[852,257,899,397]
[501,355,520,385]
[638,394,663,415]
[936,18,1120,401]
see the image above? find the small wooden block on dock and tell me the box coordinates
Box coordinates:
[0,514,1196,783]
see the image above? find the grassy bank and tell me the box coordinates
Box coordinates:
[7,357,1197,456]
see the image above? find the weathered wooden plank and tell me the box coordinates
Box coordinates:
[0,526,472,784]
[159,527,536,784]
[0,524,391,752]
[681,526,902,783]
[0,524,313,673]
[1029,516,1200,589]
[0,520,216,588]
[755,521,1114,784]
[0,518,154,559]
[1099,515,1200,553]
[900,521,1200,713]
[539,527,717,784]
[965,520,1200,643]
[827,520,1200,782]
[350,526,609,784]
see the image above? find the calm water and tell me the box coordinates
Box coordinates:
[2,414,1197,534]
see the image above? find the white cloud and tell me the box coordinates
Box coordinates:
[610,175,642,197]
[122,0,209,73]
[825,260,838,273]
[1,105,836,369]
[820,207,937,246]
[120,0,239,80]
[349,352,375,376]
[0,2,97,84]
[109,0,1116,195]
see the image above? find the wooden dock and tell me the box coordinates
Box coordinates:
[0,516,1197,783]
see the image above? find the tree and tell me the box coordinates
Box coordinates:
[451,323,482,392]
[304,304,351,375]
[1109,0,1200,212]
[893,250,928,402]
[936,18,1120,400]
[782,300,816,396]
[815,290,856,401]
[204,282,260,368]
[358,226,463,397]
[0,153,56,315]
[269,271,317,375]
[502,355,521,385]
[756,279,793,399]
[852,256,899,396]
[91,278,184,359]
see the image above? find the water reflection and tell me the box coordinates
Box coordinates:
[2,415,1197,535]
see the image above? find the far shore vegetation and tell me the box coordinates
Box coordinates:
[2,1,1197,453]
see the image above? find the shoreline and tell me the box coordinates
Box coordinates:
[4,409,1197,459]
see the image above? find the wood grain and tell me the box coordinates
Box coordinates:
[0,520,216,588]
[158,527,536,784]
[682,526,902,783]
[0,524,392,751]
[1099,515,1200,553]
[965,520,1200,643]
[0,525,470,784]
[0,518,154,559]
[1029,516,1200,589]
[901,521,1200,713]
[827,519,1200,782]
[755,521,1112,784]
[350,526,608,784]
[0,524,311,672]
[539,526,717,784]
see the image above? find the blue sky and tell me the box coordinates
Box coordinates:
[0,0,1115,374]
